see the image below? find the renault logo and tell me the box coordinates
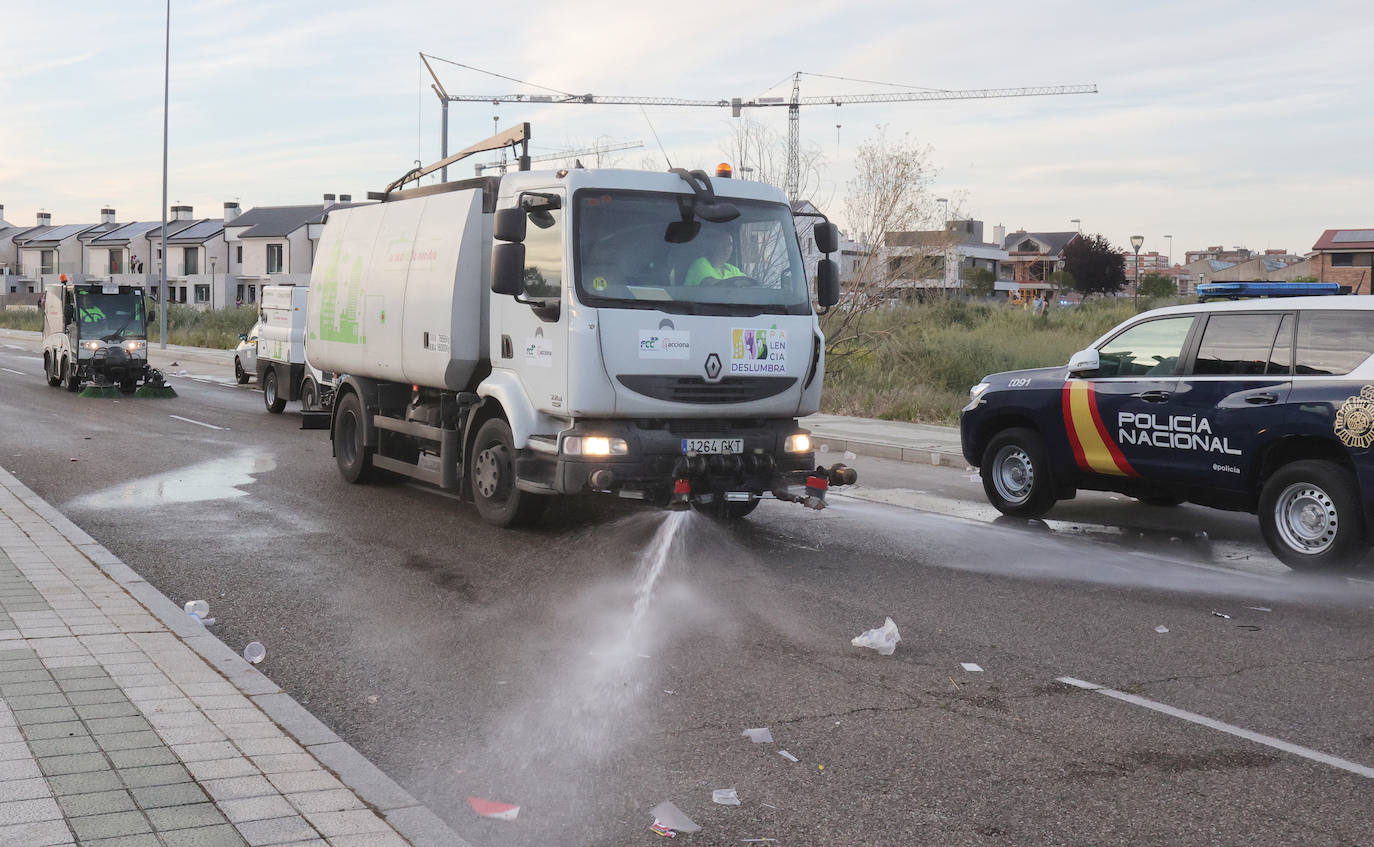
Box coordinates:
[704,353,722,381]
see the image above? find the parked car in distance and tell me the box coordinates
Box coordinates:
[234,320,260,384]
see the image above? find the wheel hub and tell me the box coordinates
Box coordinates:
[1275,483,1337,553]
[993,446,1034,504]
[474,447,505,499]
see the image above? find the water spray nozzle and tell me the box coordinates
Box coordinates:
[669,478,691,511]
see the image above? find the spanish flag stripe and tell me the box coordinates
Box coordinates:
[1063,382,1137,477]
[1062,383,1089,471]
[1085,384,1139,476]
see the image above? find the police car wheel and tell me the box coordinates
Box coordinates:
[1259,460,1366,570]
[234,357,249,384]
[981,428,1056,518]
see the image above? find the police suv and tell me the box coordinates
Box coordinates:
[960,296,1374,570]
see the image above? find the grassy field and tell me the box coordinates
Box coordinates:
[821,297,1181,424]
[0,302,258,349]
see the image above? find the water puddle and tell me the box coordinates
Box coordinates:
[68,451,276,509]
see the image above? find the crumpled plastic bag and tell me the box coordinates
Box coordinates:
[851,617,901,655]
[650,801,700,834]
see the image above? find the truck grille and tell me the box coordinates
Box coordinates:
[617,375,796,404]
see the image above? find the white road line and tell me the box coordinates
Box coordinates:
[168,414,226,431]
[0,367,24,376]
[1057,676,1374,778]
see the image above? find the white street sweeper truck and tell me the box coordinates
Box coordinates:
[306,125,855,527]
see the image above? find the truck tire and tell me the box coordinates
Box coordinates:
[470,418,549,528]
[334,391,377,483]
[235,357,249,384]
[63,358,80,392]
[263,369,286,413]
[980,427,1056,518]
[299,377,318,412]
[44,354,60,387]
[1259,460,1367,570]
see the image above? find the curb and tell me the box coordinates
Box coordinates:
[0,466,472,847]
[809,434,971,469]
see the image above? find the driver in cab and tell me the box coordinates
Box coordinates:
[685,231,744,286]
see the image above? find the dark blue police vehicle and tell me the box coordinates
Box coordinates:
[960,296,1374,570]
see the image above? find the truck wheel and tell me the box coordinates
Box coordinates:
[1259,460,1367,570]
[63,359,80,392]
[980,427,1056,518]
[300,377,318,412]
[44,354,60,387]
[235,357,249,384]
[263,369,286,413]
[334,391,376,483]
[470,418,548,528]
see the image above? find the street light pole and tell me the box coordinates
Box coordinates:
[1130,234,1144,308]
[159,0,170,348]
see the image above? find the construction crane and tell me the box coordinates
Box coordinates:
[419,55,1097,201]
[473,138,644,176]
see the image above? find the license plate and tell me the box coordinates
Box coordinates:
[681,438,744,455]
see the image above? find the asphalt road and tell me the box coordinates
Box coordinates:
[1,333,1371,847]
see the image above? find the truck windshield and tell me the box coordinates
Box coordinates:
[76,292,146,340]
[574,190,812,315]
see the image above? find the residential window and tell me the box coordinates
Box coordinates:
[1331,253,1353,267]
[108,250,122,275]
[267,244,283,274]
[184,247,198,276]
[236,245,243,264]
[40,250,55,274]
[195,284,209,303]
[236,284,245,303]
[8,286,14,293]
[248,285,257,303]
[1295,311,1374,375]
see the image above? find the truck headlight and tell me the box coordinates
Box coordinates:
[83,341,101,350]
[563,436,629,456]
[124,340,146,352]
[784,433,812,453]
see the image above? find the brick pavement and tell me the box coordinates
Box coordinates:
[0,466,465,847]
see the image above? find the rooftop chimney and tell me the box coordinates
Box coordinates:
[37,212,52,227]
[223,201,240,222]
[339,194,351,203]
[993,224,1006,246]
[171,205,193,221]
[100,208,116,224]
[323,194,336,205]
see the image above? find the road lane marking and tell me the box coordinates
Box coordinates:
[0,367,24,376]
[1057,676,1374,778]
[168,414,226,430]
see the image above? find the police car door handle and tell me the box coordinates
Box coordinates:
[1136,390,1171,403]
[1245,392,1279,405]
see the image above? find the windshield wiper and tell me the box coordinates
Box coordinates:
[102,313,141,342]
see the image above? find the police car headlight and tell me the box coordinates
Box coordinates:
[563,436,628,457]
[784,433,812,453]
[968,382,990,403]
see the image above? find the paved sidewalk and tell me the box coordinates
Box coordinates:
[804,413,969,468]
[0,467,466,847]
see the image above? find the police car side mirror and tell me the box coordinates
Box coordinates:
[1067,347,1099,376]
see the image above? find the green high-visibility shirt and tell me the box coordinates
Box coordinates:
[684,257,744,287]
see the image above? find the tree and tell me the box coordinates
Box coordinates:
[962,266,996,297]
[820,128,946,359]
[719,118,826,204]
[1062,233,1127,297]
[1138,272,1176,297]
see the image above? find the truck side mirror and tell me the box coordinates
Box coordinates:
[814,222,839,254]
[64,304,74,325]
[816,259,839,308]
[1067,347,1099,376]
[491,243,526,296]
[494,208,526,243]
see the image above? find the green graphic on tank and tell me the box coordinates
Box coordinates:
[316,240,367,345]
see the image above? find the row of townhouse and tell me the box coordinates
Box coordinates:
[0,195,356,309]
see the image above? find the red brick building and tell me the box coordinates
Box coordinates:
[1311,229,1374,294]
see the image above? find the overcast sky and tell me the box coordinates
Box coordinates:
[3,0,1371,261]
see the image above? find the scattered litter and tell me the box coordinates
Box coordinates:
[1169,536,1182,543]
[960,662,983,673]
[1211,611,1232,620]
[851,617,901,656]
[1245,606,1272,613]
[69,457,79,462]
[760,803,777,809]
[242,642,266,664]
[818,764,825,771]
[930,452,940,465]
[1195,530,1209,540]
[494,680,507,685]
[742,728,773,744]
[176,370,188,375]
[948,676,960,689]
[844,451,856,460]
[366,695,378,704]
[169,361,179,366]
[651,821,676,838]
[664,690,676,695]
[1154,625,1169,633]
[741,840,777,844]
[1235,624,1262,631]
[777,750,799,763]
[184,600,209,618]
[467,796,519,821]
[649,801,700,834]
[83,436,91,440]
[712,788,740,805]
[818,443,829,453]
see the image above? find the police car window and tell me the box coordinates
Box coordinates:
[1267,313,1294,375]
[1295,311,1374,375]
[1192,314,1283,376]
[1096,317,1194,377]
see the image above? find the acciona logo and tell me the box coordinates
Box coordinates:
[639,330,690,359]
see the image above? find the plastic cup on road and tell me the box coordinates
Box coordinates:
[243,642,266,664]
[184,600,209,619]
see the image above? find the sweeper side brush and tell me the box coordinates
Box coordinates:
[134,368,177,398]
